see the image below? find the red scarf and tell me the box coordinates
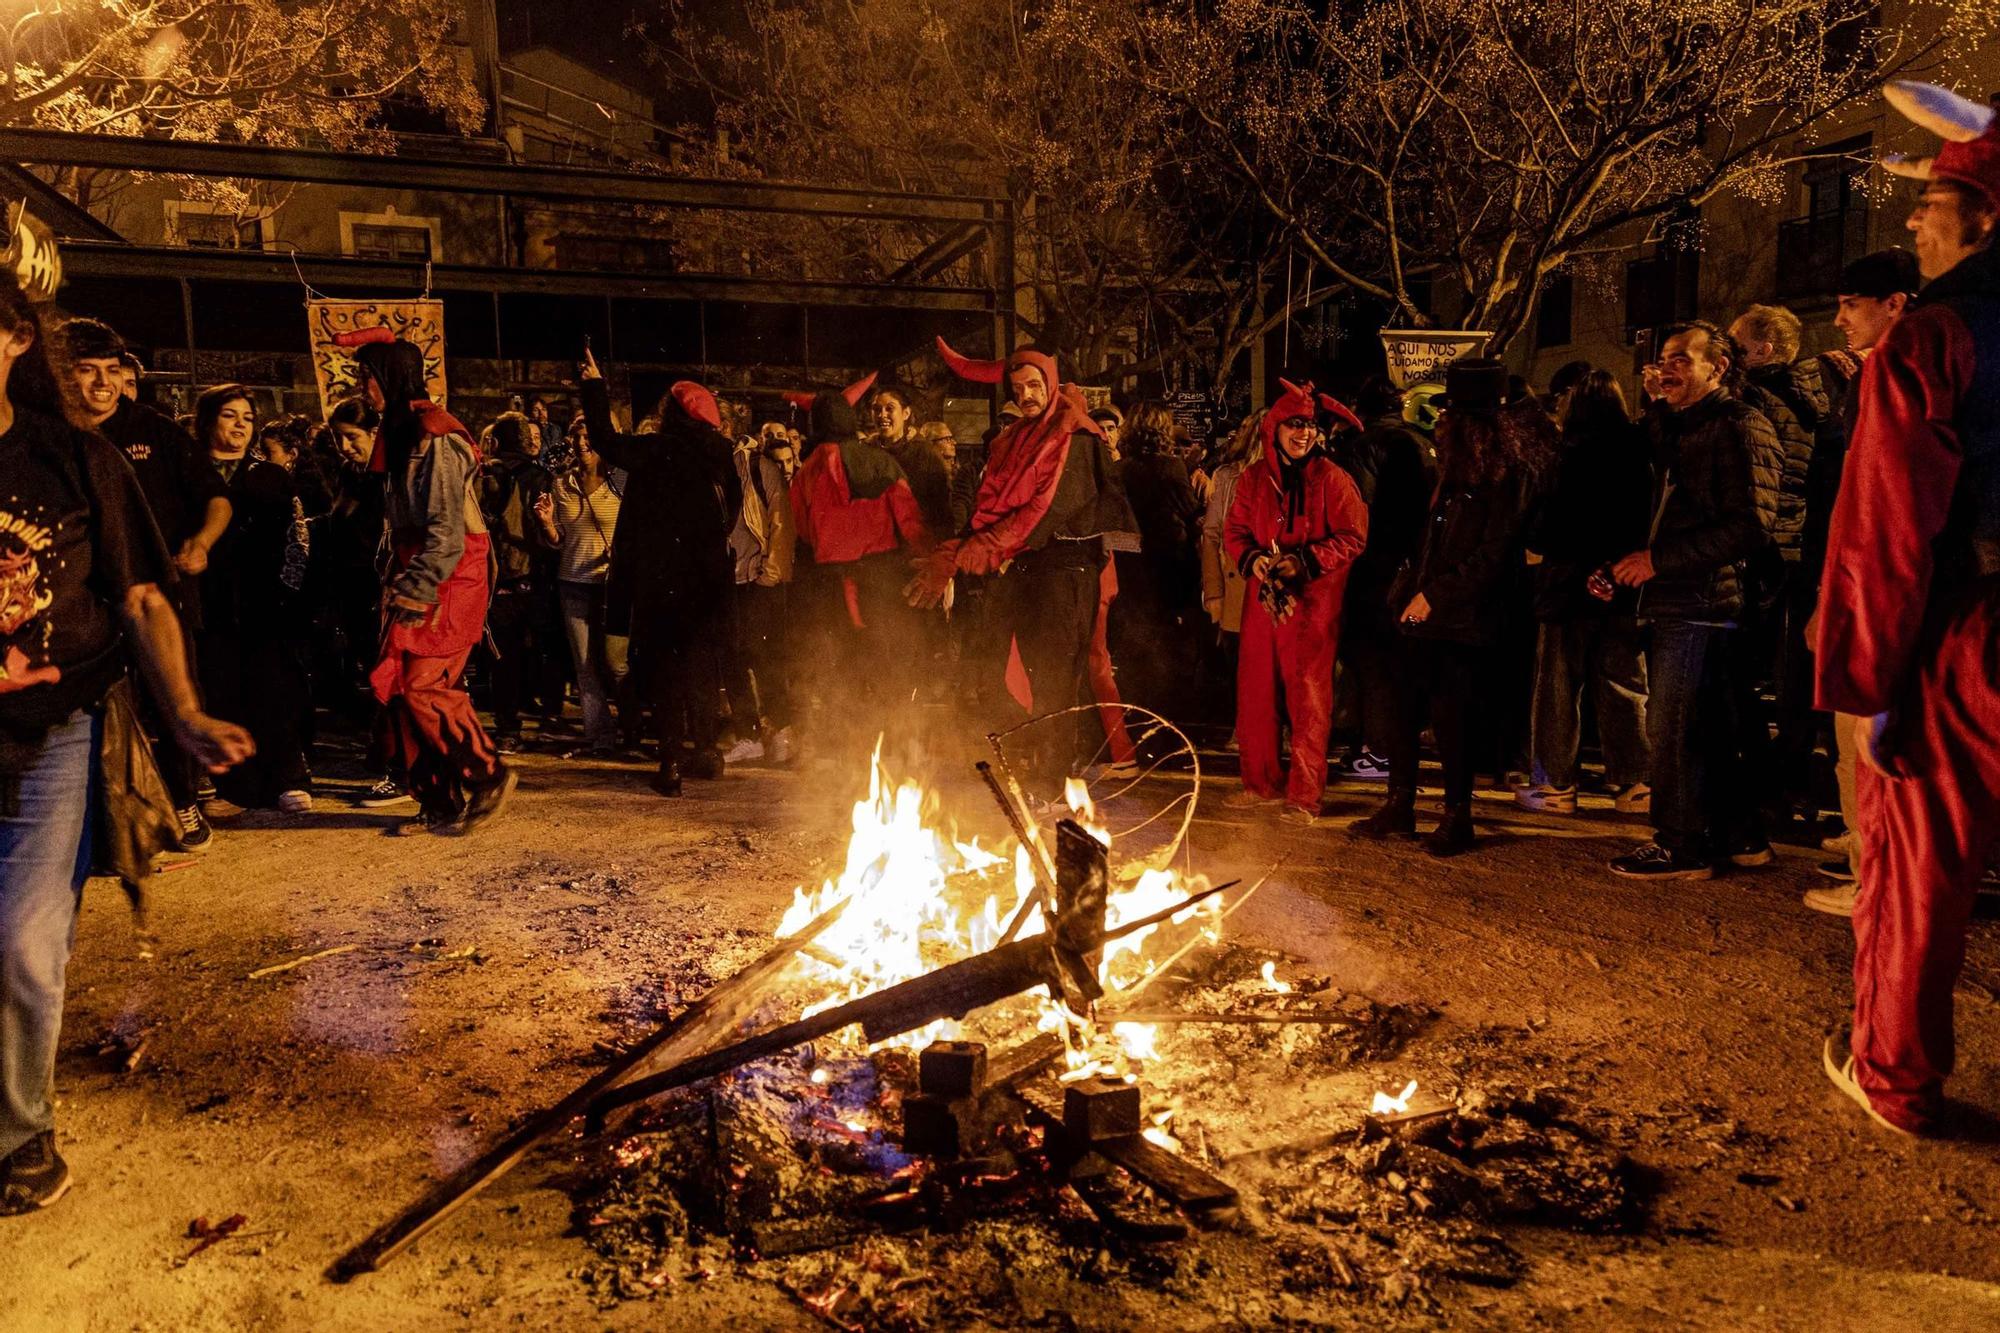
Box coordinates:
[953,383,1103,573]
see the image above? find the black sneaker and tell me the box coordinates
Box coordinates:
[390,809,456,837]
[356,778,414,809]
[173,804,213,853]
[458,763,518,835]
[1728,839,1777,869]
[0,1131,72,1215]
[1609,842,1715,880]
[495,734,523,756]
[651,762,684,798]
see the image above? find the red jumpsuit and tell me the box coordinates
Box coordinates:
[1224,451,1369,812]
[1816,264,2000,1135]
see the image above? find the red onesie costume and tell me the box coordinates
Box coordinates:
[1815,82,2000,1135]
[1223,383,1369,815]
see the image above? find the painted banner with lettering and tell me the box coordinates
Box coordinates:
[1379,328,1490,391]
[306,299,447,415]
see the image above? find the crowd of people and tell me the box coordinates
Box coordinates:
[2,78,1997,1211]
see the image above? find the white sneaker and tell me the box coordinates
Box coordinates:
[767,727,794,765]
[721,738,765,764]
[1098,758,1143,781]
[1346,750,1392,780]
[278,789,313,814]
[1803,883,1858,917]
[1612,782,1653,814]
[1514,784,1577,814]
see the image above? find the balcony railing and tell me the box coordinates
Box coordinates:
[1775,209,1870,302]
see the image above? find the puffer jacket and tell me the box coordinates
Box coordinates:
[1638,390,1782,623]
[1742,359,1827,563]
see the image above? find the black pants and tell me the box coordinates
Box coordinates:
[198,628,312,806]
[729,582,792,733]
[995,550,1101,784]
[486,585,546,738]
[1383,635,1481,807]
[628,594,726,765]
[1341,612,1400,758]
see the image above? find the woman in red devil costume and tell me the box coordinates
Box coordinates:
[1222,381,1369,824]
[342,329,514,835]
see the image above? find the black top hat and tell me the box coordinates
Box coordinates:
[1438,358,1508,413]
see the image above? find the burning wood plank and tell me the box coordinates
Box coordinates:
[583,881,1235,1130]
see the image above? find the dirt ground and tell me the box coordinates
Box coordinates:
[12,737,2000,1332]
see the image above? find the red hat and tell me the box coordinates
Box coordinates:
[1260,378,1323,450]
[935,336,1060,396]
[1882,80,2000,209]
[782,370,879,413]
[1318,392,1363,435]
[669,380,721,431]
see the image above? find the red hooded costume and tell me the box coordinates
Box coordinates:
[1224,380,1369,812]
[1813,81,2000,1134]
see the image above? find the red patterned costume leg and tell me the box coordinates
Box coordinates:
[386,645,500,817]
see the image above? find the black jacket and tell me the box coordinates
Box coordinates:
[1801,349,1863,584]
[1741,360,1827,563]
[1527,415,1655,621]
[201,457,299,637]
[1638,390,1782,623]
[1119,447,1202,604]
[580,379,742,641]
[1394,467,1539,647]
[1336,413,1435,632]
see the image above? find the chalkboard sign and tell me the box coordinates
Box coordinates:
[1169,390,1216,444]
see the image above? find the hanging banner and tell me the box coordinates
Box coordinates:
[2,201,62,303]
[1379,328,1490,390]
[306,298,447,415]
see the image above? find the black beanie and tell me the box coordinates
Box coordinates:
[809,393,858,443]
[1839,248,1920,300]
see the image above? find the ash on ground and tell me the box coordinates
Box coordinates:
[568,959,1640,1326]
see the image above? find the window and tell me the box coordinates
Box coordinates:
[350,224,434,263]
[1535,272,1574,348]
[1625,207,1701,336]
[164,200,268,250]
[338,210,443,264]
[1777,135,1872,300]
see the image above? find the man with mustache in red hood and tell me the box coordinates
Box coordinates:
[913,341,1136,786]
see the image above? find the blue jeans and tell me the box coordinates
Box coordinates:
[1530,616,1651,789]
[1647,620,1756,856]
[1,709,97,1158]
[558,582,617,750]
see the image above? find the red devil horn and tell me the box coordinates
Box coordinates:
[332,326,396,349]
[935,336,1006,384]
[1318,393,1363,433]
[841,370,880,406]
[1278,377,1312,400]
[784,391,816,411]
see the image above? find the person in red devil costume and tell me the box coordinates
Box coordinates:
[788,373,931,761]
[1222,380,1369,824]
[911,339,1136,787]
[1815,81,2000,1137]
[342,328,514,835]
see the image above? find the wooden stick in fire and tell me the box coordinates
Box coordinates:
[328,898,850,1280]
[583,878,1240,1129]
[976,755,1061,946]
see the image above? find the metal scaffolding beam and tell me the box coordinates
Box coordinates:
[56,243,995,312]
[0,128,1004,224]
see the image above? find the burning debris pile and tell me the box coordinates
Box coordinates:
[334,729,1638,1321]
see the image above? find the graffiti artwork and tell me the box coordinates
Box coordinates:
[306,299,448,416]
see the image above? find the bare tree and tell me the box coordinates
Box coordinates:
[1122,0,1988,351]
